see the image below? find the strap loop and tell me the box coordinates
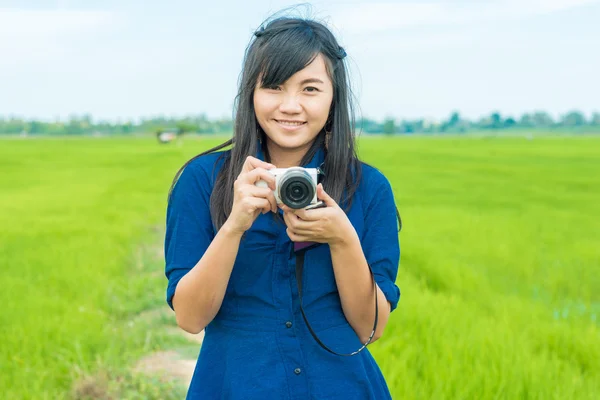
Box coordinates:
[295,248,378,356]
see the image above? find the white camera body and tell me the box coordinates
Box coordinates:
[256,167,319,209]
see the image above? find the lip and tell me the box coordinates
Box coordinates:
[273,119,307,131]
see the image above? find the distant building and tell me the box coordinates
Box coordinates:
[156,128,182,144]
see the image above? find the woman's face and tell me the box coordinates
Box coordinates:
[253,53,334,154]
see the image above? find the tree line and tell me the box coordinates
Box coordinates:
[1,110,599,136]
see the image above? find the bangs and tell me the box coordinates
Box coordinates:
[256,26,322,87]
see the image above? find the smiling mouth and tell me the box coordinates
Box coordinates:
[274,119,307,127]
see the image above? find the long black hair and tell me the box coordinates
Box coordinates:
[168,16,362,231]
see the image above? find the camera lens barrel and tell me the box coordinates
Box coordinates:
[278,169,315,209]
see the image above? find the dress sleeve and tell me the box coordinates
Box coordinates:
[164,162,215,310]
[361,173,401,312]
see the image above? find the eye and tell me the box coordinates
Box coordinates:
[264,84,281,91]
[304,86,320,92]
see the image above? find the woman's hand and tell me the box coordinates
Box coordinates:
[224,156,277,235]
[280,183,355,246]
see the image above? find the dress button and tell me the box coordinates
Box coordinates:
[285,321,293,328]
[294,368,302,375]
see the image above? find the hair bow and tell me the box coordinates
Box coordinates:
[255,26,266,37]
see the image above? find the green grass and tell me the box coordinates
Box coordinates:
[360,135,600,399]
[0,137,196,399]
[0,134,598,399]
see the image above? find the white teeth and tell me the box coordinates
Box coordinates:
[277,120,304,126]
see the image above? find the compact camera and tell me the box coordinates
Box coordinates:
[256,167,320,209]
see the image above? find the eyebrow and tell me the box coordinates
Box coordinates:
[299,78,325,85]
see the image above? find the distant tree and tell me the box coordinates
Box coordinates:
[561,110,586,126]
[399,120,421,134]
[422,118,440,133]
[532,111,554,127]
[475,116,490,129]
[355,118,383,134]
[520,113,534,127]
[450,111,460,125]
[81,113,93,127]
[65,119,83,135]
[382,118,396,135]
[490,112,502,129]
[5,109,600,136]
[176,122,198,133]
[28,121,44,134]
[440,111,461,132]
[122,122,133,134]
[455,119,470,133]
[0,118,26,134]
[504,117,517,128]
[477,112,502,129]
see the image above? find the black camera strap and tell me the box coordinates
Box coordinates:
[295,248,378,356]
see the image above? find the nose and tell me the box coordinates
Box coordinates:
[278,93,302,114]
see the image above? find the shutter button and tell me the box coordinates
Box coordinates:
[294,368,302,375]
[285,321,293,328]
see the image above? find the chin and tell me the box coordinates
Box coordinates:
[273,137,313,150]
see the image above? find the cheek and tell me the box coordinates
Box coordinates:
[254,93,278,118]
[308,98,332,123]
[253,94,264,121]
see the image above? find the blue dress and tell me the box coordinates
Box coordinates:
[165,145,401,399]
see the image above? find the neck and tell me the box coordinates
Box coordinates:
[266,140,313,168]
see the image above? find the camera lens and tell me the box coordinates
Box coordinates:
[290,184,304,200]
[279,169,315,209]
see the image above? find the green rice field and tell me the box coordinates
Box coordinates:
[0,134,598,399]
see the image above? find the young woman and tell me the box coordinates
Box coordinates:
[165,15,401,399]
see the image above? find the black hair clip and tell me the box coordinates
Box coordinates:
[255,26,266,37]
[337,46,347,60]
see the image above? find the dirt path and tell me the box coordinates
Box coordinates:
[71,234,203,399]
[131,311,204,390]
[132,306,205,388]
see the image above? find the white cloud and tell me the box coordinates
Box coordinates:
[332,0,599,33]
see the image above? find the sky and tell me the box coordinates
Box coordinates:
[0,0,599,123]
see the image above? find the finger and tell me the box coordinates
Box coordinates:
[243,197,271,215]
[282,205,311,219]
[253,198,272,214]
[247,186,272,198]
[292,208,310,220]
[283,210,314,231]
[242,156,275,173]
[246,168,276,187]
[286,228,308,243]
[283,211,309,232]
[286,226,314,237]
[292,206,323,221]
[317,183,337,207]
[265,190,277,213]
[280,204,304,214]
[239,168,276,190]
[246,187,278,213]
[282,210,294,227]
